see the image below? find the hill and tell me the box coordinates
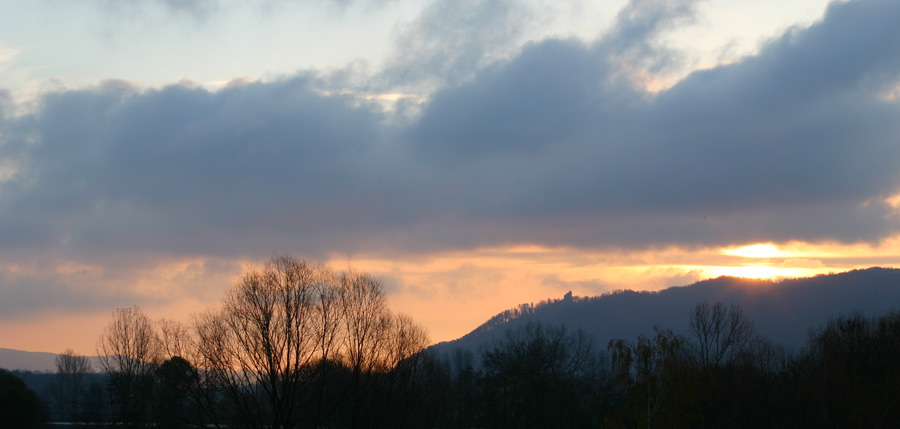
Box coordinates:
[0,348,102,373]
[0,348,61,372]
[430,267,900,357]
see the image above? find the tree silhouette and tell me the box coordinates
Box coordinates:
[0,369,44,428]
[154,356,199,428]
[96,305,160,427]
[787,311,900,427]
[688,301,755,369]
[481,322,600,428]
[192,255,429,428]
[52,348,92,422]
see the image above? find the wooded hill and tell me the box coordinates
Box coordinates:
[431,267,900,357]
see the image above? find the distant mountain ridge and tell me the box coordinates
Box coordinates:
[0,348,102,373]
[0,348,62,372]
[430,267,900,356]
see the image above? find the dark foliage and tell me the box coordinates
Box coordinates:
[0,368,45,428]
[417,305,900,428]
[153,356,200,428]
[784,311,900,427]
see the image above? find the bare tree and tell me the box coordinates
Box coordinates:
[386,313,430,368]
[340,269,390,375]
[96,305,160,426]
[192,255,430,428]
[688,301,755,368]
[157,318,194,362]
[53,349,92,422]
[153,318,226,428]
[608,327,688,428]
[481,322,600,428]
[195,256,341,429]
[365,312,431,427]
[338,269,394,426]
[193,309,237,428]
[97,306,160,375]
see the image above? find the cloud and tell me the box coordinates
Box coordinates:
[405,0,900,245]
[0,260,152,319]
[377,0,537,94]
[0,255,243,320]
[407,38,607,164]
[602,0,702,75]
[0,76,397,258]
[96,0,399,23]
[0,0,898,272]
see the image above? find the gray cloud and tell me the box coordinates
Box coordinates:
[0,77,397,257]
[378,0,537,93]
[601,0,702,74]
[94,0,396,24]
[0,265,160,319]
[407,38,608,164]
[1,0,899,270]
[406,0,900,241]
[0,255,243,320]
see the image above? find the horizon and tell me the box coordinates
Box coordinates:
[2,0,900,355]
[0,267,813,355]
[5,265,899,356]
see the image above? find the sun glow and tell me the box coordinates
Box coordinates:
[723,243,788,258]
[702,264,811,280]
[714,242,838,279]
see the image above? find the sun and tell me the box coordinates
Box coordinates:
[706,264,785,279]
[706,243,802,279]
[723,243,784,258]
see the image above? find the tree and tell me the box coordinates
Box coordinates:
[193,255,429,429]
[157,318,194,361]
[154,356,200,428]
[199,256,336,429]
[80,379,113,427]
[364,312,432,428]
[338,268,394,427]
[688,301,755,369]
[155,318,225,428]
[787,311,900,427]
[607,327,702,428]
[481,322,600,428]
[53,348,92,422]
[96,305,160,427]
[0,368,45,428]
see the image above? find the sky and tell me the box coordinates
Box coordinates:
[2,0,900,355]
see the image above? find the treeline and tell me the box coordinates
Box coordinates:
[5,256,900,428]
[32,255,432,428]
[422,303,900,428]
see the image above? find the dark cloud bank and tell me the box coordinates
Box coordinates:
[1,0,899,266]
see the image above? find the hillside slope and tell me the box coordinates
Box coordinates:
[430,267,900,356]
[0,348,103,373]
[0,348,61,372]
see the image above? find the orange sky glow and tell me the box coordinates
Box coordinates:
[4,236,898,355]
